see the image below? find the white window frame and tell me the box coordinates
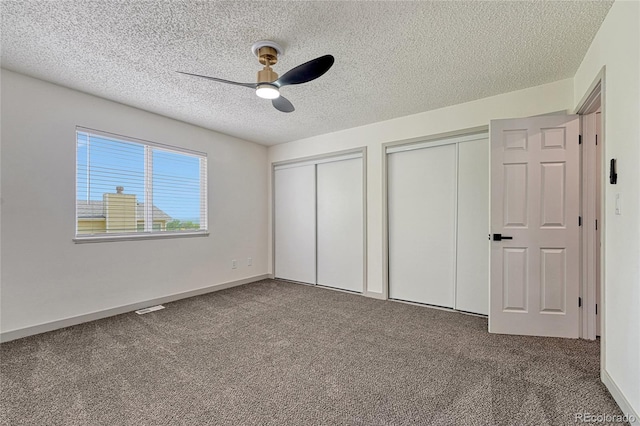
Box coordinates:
[74,126,209,243]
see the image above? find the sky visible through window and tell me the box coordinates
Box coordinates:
[77,133,202,224]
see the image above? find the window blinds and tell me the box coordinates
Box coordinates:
[76,128,207,238]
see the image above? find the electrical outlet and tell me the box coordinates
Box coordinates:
[247,257,253,266]
[232,259,238,269]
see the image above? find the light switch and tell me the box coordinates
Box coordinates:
[615,193,622,215]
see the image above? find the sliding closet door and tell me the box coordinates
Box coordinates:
[388,144,457,307]
[317,158,363,292]
[456,139,489,315]
[274,165,316,284]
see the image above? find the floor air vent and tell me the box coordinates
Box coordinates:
[135,305,165,315]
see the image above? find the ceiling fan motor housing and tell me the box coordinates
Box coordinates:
[257,67,278,84]
[257,46,279,83]
[257,46,278,65]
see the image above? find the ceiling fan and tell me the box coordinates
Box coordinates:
[178,41,334,113]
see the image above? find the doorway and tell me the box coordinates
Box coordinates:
[487,81,604,340]
[578,81,603,340]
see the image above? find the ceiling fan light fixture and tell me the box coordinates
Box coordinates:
[256,84,280,99]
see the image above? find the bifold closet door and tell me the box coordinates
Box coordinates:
[317,158,363,292]
[388,144,457,307]
[456,139,489,315]
[274,165,316,284]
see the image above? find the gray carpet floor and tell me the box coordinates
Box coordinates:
[0,279,625,425]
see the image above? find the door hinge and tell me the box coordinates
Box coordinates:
[596,219,598,230]
[595,134,598,145]
[579,216,582,226]
[579,135,582,145]
[579,297,582,308]
[596,304,598,315]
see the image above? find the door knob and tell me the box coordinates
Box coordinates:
[493,233,513,241]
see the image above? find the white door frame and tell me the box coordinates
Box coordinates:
[579,94,602,340]
[575,71,605,343]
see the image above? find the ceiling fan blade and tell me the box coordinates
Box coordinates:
[274,55,334,87]
[177,71,257,89]
[272,96,295,113]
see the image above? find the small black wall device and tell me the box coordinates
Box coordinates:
[610,158,617,184]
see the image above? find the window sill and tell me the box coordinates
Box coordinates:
[73,231,209,244]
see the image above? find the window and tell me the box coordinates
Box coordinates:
[76,127,207,241]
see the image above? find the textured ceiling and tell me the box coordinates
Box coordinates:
[1,1,613,146]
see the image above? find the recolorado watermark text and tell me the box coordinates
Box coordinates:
[575,412,636,423]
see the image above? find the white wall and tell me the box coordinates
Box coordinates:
[268,1,640,416]
[268,78,574,296]
[0,70,268,336]
[573,0,640,419]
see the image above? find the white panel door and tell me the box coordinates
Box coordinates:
[274,165,316,284]
[456,138,490,315]
[317,158,363,292]
[490,115,580,338]
[388,143,457,308]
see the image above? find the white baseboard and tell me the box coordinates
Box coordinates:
[602,369,640,425]
[0,274,270,343]
[268,278,383,300]
[364,291,385,300]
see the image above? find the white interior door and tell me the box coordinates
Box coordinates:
[274,164,316,284]
[456,138,490,315]
[317,158,363,292]
[490,115,580,338]
[388,143,457,308]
